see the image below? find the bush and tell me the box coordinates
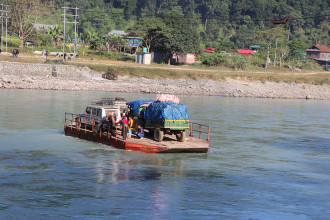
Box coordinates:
[300,59,323,71]
[202,53,226,66]
[202,53,249,70]
[231,55,249,70]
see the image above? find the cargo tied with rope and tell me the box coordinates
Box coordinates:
[142,95,189,142]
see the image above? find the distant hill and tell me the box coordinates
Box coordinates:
[47,0,330,47]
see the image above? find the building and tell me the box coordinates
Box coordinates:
[33,23,55,31]
[103,30,143,54]
[236,49,255,55]
[153,53,196,65]
[250,45,261,53]
[306,44,330,68]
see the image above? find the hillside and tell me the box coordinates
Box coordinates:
[49,0,330,48]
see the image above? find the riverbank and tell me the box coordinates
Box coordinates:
[1,61,329,99]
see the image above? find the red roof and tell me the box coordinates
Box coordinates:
[204,48,216,52]
[236,49,255,55]
[314,44,330,53]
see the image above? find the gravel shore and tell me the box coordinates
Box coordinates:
[1,62,329,100]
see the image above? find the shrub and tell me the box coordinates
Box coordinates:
[300,59,323,71]
[202,53,249,70]
[201,53,226,66]
[231,55,249,70]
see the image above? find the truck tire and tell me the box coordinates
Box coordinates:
[154,127,164,142]
[176,131,186,142]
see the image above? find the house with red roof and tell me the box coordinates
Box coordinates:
[236,49,255,55]
[306,44,330,67]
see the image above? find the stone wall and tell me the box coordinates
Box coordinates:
[0,61,98,79]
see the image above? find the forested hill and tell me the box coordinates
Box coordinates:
[52,0,329,47]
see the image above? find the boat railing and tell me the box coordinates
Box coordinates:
[189,122,210,141]
[65,112,120,138]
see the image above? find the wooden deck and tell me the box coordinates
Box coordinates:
[126,135,209,153]
[126,134,209,153]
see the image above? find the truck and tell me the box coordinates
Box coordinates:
[144,101,189,142]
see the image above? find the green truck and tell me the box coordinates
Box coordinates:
[144,102,189,142]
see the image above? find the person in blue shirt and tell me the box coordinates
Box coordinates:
[135,125,144,139]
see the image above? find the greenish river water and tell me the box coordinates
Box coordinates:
[0,89,330,219]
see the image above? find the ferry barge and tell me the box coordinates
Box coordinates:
[64,97,210,153]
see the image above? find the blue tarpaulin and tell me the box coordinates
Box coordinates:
[127,100,151,115]
[144,102,189,121]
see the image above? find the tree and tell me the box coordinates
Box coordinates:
[79,30,92,56]
[216,40,236,52]
[151,12,199,65]
[276,39,289,68]
[10,0,41,49]
[46,25,62,47]
[104,34,124,52]
[287,39,306,60]
[127,17,168,53]
[253,27,287,68]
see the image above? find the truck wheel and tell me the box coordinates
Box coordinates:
[176,131,186,142]
[154,127,164,142]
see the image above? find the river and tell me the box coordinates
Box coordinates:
[0,89,330,219]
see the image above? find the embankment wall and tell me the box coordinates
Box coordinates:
[0,61,97,79]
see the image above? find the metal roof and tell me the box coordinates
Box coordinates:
[108,30,127,36]
[33,23,55,31]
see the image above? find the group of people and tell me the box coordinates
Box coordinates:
[12,49,19,58]
[103,112,144,141]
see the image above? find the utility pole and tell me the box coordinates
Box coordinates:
[1,4,3,51]
[0,4,9,52]
[62,6,79,63]
[73,7,78,63]
[5,4,7,52]
[62,6,66,62]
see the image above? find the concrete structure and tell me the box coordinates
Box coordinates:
[154,53,196,65]
[136,52,151,65]
[0,61,94,79]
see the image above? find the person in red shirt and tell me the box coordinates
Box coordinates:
[116,114,128,140]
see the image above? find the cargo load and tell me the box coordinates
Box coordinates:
[126,100,151,116]
[154,94,180,103]
[144,101,189,121]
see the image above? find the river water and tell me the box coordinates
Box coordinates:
[0,89,330,219]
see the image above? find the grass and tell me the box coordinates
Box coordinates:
[1,42,329,85]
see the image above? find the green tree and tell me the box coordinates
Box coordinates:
[46,25,62,47]
[104,34,124,52]
[216,40,236,52]
[152,12,199,65]
[127,17,168,53]
[80,30,100,51]
[79,29,92,56]
[288,38,306,60]
[277,39,289,68]
[253,27,287,68]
